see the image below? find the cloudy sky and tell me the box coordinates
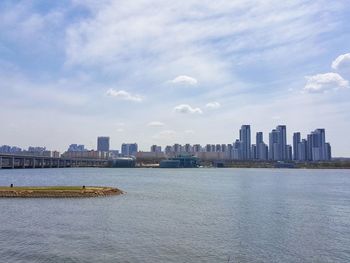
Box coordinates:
[1,0,350,156]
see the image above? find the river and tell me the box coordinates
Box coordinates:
[0,168,349,262]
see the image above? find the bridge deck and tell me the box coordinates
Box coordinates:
[0,153,108,169]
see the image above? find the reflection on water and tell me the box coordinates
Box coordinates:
[0,168,349,262]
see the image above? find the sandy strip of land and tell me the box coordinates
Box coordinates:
[0,186,123,198]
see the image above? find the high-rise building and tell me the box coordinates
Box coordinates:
[269,125,287,161]
[121,143,138,156]
[255,132,268,161]
[227,144,233,159]
[239,125,251,160]
[0,145,22,153]
[293,132,301,160]
[97,137,110,152]
[297,139,307,161]
[193,144,202,152]
[150,145,162,153]
[68,144,86,152]
[205,144,212,152]
[294,129,331,161]
[165,145,172,155]
[184,144,192,153]
[221,144,227,153]
[251,144,257,160]
[286,145,292,161]
[256,132,263,145]
[257,143,268,161]
[307,128,331,161]
[325,143,332,161]
[269,129,278,161]
[276,125,287,160]
[173,144,182,153]
[232,139,242,160]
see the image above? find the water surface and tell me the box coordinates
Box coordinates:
[0,168,349,262]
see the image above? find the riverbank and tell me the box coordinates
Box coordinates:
[0,186,123,198]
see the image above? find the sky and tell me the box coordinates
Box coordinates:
[0,0,350,156]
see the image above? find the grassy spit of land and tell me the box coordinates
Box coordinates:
[0,186,123,198]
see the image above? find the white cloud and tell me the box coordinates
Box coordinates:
[304,73,349,93]
[106,88,142,102]
[147,121,165,127]
[116,128,124,132]
[171,75,198,86]
[65,1,342,73]
[174,104,202,114]
[152,130,176,139]
[205,102,221,109]
[332,53,350,71]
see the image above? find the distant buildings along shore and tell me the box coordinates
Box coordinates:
[0,125,332,162]
[143,125,332,162]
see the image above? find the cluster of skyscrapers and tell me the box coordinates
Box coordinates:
[0,126,332,162]
[293,129,332,161]
[153,125,332,162]
[0,145,60,158]
[65,137,138,158]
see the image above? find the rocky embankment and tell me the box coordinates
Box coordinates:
[0,186,123,198]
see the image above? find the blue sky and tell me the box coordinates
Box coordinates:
[1,0,350,156]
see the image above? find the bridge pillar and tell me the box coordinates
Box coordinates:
[33,158,36,168]
[0,157,2,169]
[41,158,44,168]
[22,158,26,168]
[11,157,15,169]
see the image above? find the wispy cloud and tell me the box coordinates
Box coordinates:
[332,53,350,71]
[205,102,221,109]
[1,1,350,155]
[171,75,198,86]
[174,104,202,114]
[304,73,349,93]
[106,88,142,102]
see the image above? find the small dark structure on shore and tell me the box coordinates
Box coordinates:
[108,157,136,168]
[160,155,199,168]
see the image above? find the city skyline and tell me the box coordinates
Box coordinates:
[0,1,350,156]
[0,124,333,161]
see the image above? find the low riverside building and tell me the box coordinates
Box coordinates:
[108,157,136,168]
[194,151,231,161]
[160,155,199,168]
[136,151,166,161]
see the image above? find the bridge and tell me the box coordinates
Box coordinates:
[0,153,108,169]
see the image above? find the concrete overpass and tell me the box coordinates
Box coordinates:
[0,153,108,169]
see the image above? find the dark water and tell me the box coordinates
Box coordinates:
[0,168,349,263]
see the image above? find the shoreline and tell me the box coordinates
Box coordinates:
[0,186,123,198]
